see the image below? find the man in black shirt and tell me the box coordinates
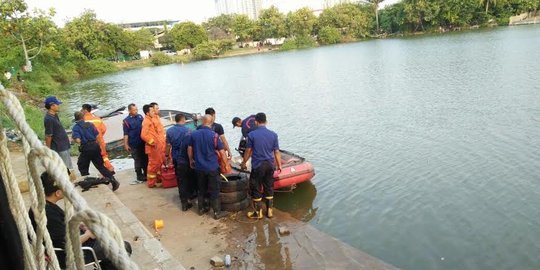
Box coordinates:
[204,107,232,159]
[43,96,72,171]
[29,173,131,269]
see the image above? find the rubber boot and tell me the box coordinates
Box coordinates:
[211,198,229,220]
[265,197,274,218]
[181,199,192,212]
[247,199,263,219]
[197,196,208,216]
[136,170,145,181]
[109,176,120,191]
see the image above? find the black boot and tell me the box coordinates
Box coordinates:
[265,198,274,218]
[247,199,263,219]
[211,198,229,220]
[197,196,208,216]
[109,176,120,191]
[136,170,145,181]
[181,199,192,212]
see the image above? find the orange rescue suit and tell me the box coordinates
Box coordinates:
[141,114,165,187]
[83,112,114,172]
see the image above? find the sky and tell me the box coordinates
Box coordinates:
[26,0,400,27]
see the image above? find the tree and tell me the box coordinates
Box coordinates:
[480,0,497,14]
[169,21,207,50]
[318,26,341,44]
[0,0,56,71]
[131,29,154,51]
[232,14,255,42]
[363,0,385,33]
[318,3,374,38]
[379,2,407,33]
[257,6,286,40]
[63,10,113,59]
[286,7,317,37]
[203,14,234,36]
[403,0,440,31]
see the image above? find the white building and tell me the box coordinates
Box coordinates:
[215,0,263,20]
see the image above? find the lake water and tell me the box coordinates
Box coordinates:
[66,25,540,270]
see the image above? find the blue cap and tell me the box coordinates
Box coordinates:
[44,96,62,106]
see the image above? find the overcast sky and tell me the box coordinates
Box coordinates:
[26,0,400,26]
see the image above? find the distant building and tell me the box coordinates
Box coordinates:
[117,20,179,32]
[215,0,263,20]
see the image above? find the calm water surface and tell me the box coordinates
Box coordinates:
[66,26,540,270]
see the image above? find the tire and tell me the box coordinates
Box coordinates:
[220,174,248,193]
[221,197,250,212]
[220,190,248,204]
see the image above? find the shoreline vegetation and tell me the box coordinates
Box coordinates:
[1,0,539,137]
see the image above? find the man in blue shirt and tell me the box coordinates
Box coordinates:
[241,113,282,219]
[166,114,194,211]
[232,114,257,156]
[72,112,119,191]
[123,103,148,183]
[188,115,229,219]
[43,96,72,171]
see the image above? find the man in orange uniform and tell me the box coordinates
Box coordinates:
[81,104,115,174]
[141,104,166,187]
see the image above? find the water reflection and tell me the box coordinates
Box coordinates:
[274,181,318,222]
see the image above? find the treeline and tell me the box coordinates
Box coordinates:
[1,0,539,96]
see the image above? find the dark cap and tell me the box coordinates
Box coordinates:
[44,96,62,106]
[232,117,241,128]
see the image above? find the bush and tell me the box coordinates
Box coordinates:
[150,52,174,66]
[193,42,217,60]
[318,27,341,45]
[77,59,117,76]
[281,35,317,50]
[24,69,62,96]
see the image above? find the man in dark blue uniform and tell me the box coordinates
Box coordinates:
[123,103,148,183]
[232,114,257,156]
[203,107,232,159]
[241,113,282,219]
[166,114,194,211]
[188,115,229,219]
[72,112,119,191]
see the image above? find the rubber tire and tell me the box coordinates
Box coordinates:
[221,197,250,212]
[220,190,248,204]
[220,174,248,193]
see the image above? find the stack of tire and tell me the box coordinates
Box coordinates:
[220,173,250,212]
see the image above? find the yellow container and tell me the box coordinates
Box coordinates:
[154,219,164,230]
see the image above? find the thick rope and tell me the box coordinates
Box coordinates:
[0,85,138,269]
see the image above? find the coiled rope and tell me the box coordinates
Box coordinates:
[0,84,138,269]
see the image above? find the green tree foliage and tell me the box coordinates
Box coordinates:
[363,0,385,32]
[169,21,208,49]
[257,6,286,40]
[403,0,441,31]
[318,26,341,45]
[286,7,317,37]
[62,10,133,60]
[203,14,234,36]
[379,2,408,33]
[232,14,255,42]
[318,3,374,39]
[0,0,56,70]
[130,29,155,51]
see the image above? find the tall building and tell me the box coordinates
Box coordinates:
[215,0,263,20]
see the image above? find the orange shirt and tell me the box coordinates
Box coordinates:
[83,112,106,136]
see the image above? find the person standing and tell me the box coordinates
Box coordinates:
[123,103,148,184]
[140,105,165,188]
[203,108,232,159]
[166,114,194,211]
[81,104,114,174]
[188,115,229,219]
[72,112,119,191]
[241,113,282,219]
[43,96,72,172]
[232,114,257,156]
